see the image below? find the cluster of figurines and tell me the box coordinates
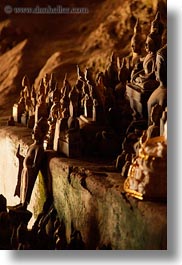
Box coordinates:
[0,195,86,250]
[8,11,167,215]
[11,64,123,158]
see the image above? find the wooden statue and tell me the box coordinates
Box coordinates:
[45,84,61,149]
[9,118,49,211]
[131,32,160,90]
[35,80,49,124]
[127,18,143,71]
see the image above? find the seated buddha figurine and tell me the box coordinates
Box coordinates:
[126,18,143,72]
[131,32,161,90]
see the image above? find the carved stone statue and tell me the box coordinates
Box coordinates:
[43,73,50,103]
[104,52,119,90]
[13,83,26,123]
[22,75,31,101]
[115,57,130,100]
[131,32,160,90]
[127,18,143,71]
[124,128,167,201]
[60,74,71,117]
[54,99,81,157]
[35,80,49,124]
[147,44,167,125]
[9,118,49,211]
[126,31,162,120]
[47,73,56,110]
[69,86,79,118]
[45,84,61,149]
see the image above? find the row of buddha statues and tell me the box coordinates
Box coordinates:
[8,11,167,211]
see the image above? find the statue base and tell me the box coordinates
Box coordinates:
[126,83,156,120]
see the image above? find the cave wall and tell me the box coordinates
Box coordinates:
[0,126,167,249]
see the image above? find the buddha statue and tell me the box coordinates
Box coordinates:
[150,11,164,37]
[147,44,167,125]
[60,75,71,117]
[126,18,143,72]
[13,89,25,123]
[47,73,57,110]
[131,32,161,90]
[69,86,79,118]
[9,118,49,211]
[115,57,130,100]
[43,73,50,101]
[104,52,119,90]
[45,84,61,149]
[22,75,31,101]
[35,84,49,124]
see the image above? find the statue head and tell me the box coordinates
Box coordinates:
[145,32,161,53]
[150,12,164,36]
[32,117,48,142]
[155,44,167,87]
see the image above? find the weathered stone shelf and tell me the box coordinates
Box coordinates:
[0,125,167,249]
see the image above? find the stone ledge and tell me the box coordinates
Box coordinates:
[0,125,167,249]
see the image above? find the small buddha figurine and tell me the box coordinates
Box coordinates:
[53,108,69,152]
[9,117,49,211]
[13,76,30,124]
[46,84,61,149]
[83,93,93,118]
[115,57,130,99]
[31,85,37,110]
[43,73,50,101]
[69,86,79,118]
[22,75,31,101]
[95,72,106,108]
[147,44,167,125]
[35,84,49,124]
[104,52,119,90]
[126,18,143,71]
[47,73,57,110]
[60,74,71,117]
[13,90,25,122]
[131,32,161,90]
[65,102,81,157]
